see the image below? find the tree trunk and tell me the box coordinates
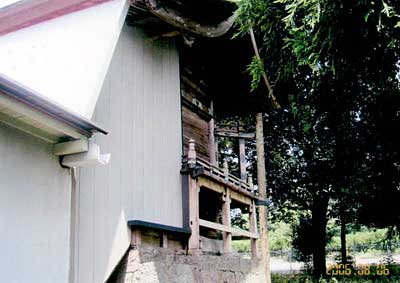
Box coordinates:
[340,214,347,264]
[255,112,271,283]
[311,195,329,278]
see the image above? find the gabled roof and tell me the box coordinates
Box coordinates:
[0,0,112,36]
[0,0,128,119]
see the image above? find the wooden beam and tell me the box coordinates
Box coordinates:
[198,177,252,205]
[215,130,255,139]
[230,190,251,206]
[222,189,232,253]
[197,177,225,194]
[199,219,259,239]
[196,171,260,200]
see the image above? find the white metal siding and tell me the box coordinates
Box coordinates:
[74,24,182,283]
[0,123,72,283]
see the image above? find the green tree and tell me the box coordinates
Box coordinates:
[235,0,400,278]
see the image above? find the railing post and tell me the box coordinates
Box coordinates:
[250,200,258,257]
[187,139,200,253]
[188,177,200,253]
[222,188,232,253]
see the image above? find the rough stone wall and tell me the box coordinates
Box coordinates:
[108,247,266,283]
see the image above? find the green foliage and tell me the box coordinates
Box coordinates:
[232,239,251,252]
[328,228,388,251]
[269,222,293,251]
[234,0,400,277]
[233,221,292,252]
[248,56,264,91]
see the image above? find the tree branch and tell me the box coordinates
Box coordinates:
[249,28,281,109]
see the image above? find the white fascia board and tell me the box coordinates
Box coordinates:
[0,93,87,142]
[0,0,129,118]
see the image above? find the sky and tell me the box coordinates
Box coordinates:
[0,0,20,9]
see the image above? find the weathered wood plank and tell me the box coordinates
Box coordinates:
[182,105,210,161]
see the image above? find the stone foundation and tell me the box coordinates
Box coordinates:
[108,247,266,283]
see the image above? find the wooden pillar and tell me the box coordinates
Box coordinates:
[209,101,217,166]
[186,139,201,253]
[222,188,232,253]
[256,112,271,283]
[239,138,247,181]
[188,176,200,253]
[250,200,258,257]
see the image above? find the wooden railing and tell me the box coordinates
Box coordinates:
[183,139,259,257]
[196,157,255,194]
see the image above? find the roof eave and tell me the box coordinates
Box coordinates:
[0,73,108,141]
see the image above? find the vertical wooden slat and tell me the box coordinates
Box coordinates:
[222,188,232,253]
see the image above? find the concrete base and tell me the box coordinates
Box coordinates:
[108,246,265,283]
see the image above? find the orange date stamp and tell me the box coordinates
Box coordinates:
[327,264,390,276]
